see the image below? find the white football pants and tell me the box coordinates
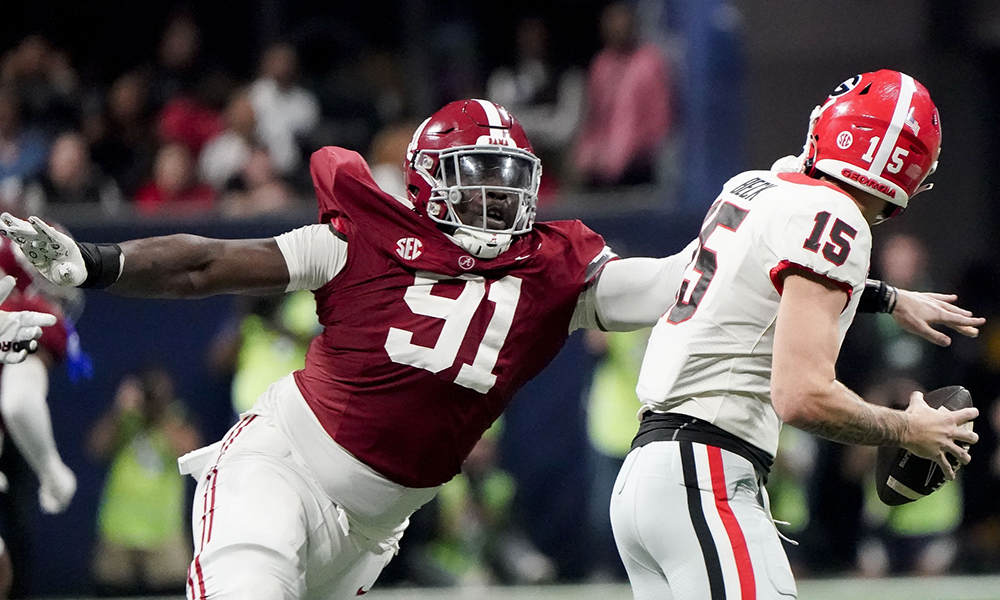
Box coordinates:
[181,375,438,599]
[610,441,797,600]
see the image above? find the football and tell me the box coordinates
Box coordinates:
[875,386,974,506]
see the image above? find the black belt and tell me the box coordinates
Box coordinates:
[632,411,774,483]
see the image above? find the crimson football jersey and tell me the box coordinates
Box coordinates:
[0,237,68,360]
[294,147,613,487]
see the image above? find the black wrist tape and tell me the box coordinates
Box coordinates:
[858,278,896,314]
[78,242,123,289]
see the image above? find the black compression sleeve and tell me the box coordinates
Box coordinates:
[77,242,123,289]
[857,278,897,314]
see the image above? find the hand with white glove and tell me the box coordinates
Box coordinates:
[0,213,88,287]
[0,275,58,364]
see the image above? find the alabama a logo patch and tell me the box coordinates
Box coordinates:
[395,237,423,261]
[458,255,475,270]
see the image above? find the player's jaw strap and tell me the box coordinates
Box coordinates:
[77,242,124,289]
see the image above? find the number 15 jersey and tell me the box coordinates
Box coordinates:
[636,169,873,457]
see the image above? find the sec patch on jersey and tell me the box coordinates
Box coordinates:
[875,386,974,506]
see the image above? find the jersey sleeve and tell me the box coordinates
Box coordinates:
[274,224,349,292]
[578,240,697,332]
[761,194,871,297]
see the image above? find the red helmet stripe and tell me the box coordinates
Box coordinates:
[473,99,504,128]
[869,73,916,176]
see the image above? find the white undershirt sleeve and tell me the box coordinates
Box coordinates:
[274,224,349,291]
[570,240,697,332]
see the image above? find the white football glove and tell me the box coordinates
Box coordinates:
[0,275,58,364]
[0,212,87,287]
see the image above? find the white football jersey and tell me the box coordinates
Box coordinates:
[636,169,872,456]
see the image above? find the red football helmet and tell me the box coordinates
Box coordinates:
[405,99,541,258]
[803,70,942,221]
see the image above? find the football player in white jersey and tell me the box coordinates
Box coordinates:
[609,70,981,599]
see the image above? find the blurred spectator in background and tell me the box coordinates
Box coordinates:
[134,143,216,217]
[486,17,584,203]
[0,35,80,135]
[429,425,556,586]
[86,365,201,597]
[199,88,257,191]
[150,11,206,110]
[357,50,408,126]
[216,145,296,219]
[582,329,647,582]
[209,292,319,419]
[764,426,816,575]
[249,42,320,180]
[572,1,672,188]
[85,71,157,197]
[487,16,584,201]
[951,259,1000,573]
[0,88,48,201]
[366,121,414,199]
[870,234,943,382]
[22,131,123,214]
[854,379,963,577]
[155,76,226,159]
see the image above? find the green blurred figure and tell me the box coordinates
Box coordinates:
[855,379,963,576]
[583,328,648,581]
[429,421,556,585]
[210,290,320,416]
[86,365,201,596]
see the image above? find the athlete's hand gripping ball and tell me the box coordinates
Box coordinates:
[0,275,58,364]
[0,213,87,287]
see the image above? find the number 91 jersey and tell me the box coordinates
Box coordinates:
[636,169,872,457]
[296,147,613,489]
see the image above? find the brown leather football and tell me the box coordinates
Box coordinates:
[875,386,974,506]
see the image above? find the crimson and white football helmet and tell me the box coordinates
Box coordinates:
[802,70,942,221]
[405,99,541,259]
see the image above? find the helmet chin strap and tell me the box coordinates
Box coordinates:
[448,229,513,259]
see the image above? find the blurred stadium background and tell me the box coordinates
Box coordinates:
[2,0,1000,597]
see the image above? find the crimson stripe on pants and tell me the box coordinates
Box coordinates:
[707,445,756,599]
[188,414,258,599]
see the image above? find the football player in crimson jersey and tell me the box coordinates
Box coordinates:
[0,98,983,600]
[0,237,78,516]
[0,267,61,598]
[610,71,981,599]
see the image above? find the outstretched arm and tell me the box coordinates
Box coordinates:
[114,235,289,298]
[570,239,697,332]
[0,213,289,298]
[857,278,985,346]
[891,290,984,347]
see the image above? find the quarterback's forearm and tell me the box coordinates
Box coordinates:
[114,235,290,298]
[780,380,909,446]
